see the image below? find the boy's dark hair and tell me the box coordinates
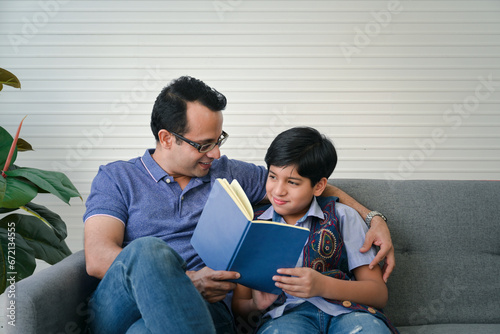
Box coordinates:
[150,76,227,141]
[265,127,337,186]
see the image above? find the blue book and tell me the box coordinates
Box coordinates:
[191,178,309,294]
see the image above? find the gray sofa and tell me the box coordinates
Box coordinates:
[1,179,499,333]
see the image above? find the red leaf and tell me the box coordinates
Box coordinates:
[2,116,27,178]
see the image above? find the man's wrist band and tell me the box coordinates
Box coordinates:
[365,211,387,228]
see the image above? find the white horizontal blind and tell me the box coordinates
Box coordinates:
[1,0,499,253]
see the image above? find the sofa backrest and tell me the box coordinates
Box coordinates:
[329,179,500,328]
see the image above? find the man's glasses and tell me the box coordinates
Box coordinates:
[170,131,229,153]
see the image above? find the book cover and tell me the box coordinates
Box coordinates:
[191,178,309,294]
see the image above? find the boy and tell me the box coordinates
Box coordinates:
[231,127,398,333]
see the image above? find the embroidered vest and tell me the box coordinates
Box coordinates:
[254,197,399,334]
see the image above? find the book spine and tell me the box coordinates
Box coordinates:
[226,221,251,270]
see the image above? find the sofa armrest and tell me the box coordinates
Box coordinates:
[1,250,99,334]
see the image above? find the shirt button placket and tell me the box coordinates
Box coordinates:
[179,195,185,213]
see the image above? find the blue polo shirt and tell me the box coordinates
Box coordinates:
[84,149,267,271]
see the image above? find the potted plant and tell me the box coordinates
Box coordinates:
[0,68,81,293]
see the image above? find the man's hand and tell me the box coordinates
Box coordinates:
[186,267,239,303]
[360,216,395,283]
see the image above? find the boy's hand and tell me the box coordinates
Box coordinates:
[251,290,279,311]
[186,267,239,303]
[272,267,324,298]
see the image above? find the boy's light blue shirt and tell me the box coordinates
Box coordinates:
[257,197,377,319]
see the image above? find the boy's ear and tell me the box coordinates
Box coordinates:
[313,177,328,196]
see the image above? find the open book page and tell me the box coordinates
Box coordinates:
[218,178,253,220]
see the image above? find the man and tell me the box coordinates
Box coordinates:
[84,76,394,333]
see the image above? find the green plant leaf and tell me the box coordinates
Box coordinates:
[0,177,38,208]
[0,203,72,293]
[17,138,33,152]
[0,207,18,214]
[0,68,21,92]
[5,167,81,205]
[23,202,69,241]
[0,127,17,168]
[0,228,36,294]
[0,212,72,260]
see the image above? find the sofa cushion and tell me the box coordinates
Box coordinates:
[1,250,99,334]
[329,179,500,328]
[398,323,500,334]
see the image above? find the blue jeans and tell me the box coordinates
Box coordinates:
[87,237,235,334]
[257,302,391,334]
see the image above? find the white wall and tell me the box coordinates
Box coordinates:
[1,0,499,252]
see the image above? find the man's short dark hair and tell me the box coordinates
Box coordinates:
[150,76,227,141]
[265,127,337,186]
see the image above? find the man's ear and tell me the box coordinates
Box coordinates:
[157,129,174,149]
[313,177,328,196]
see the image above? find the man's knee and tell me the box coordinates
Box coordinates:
[127,236,166,249]
[122,237,185,268]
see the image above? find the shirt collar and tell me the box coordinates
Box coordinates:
[140,149,211,184]
[140,149,169,183]
[258,196,325,224]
